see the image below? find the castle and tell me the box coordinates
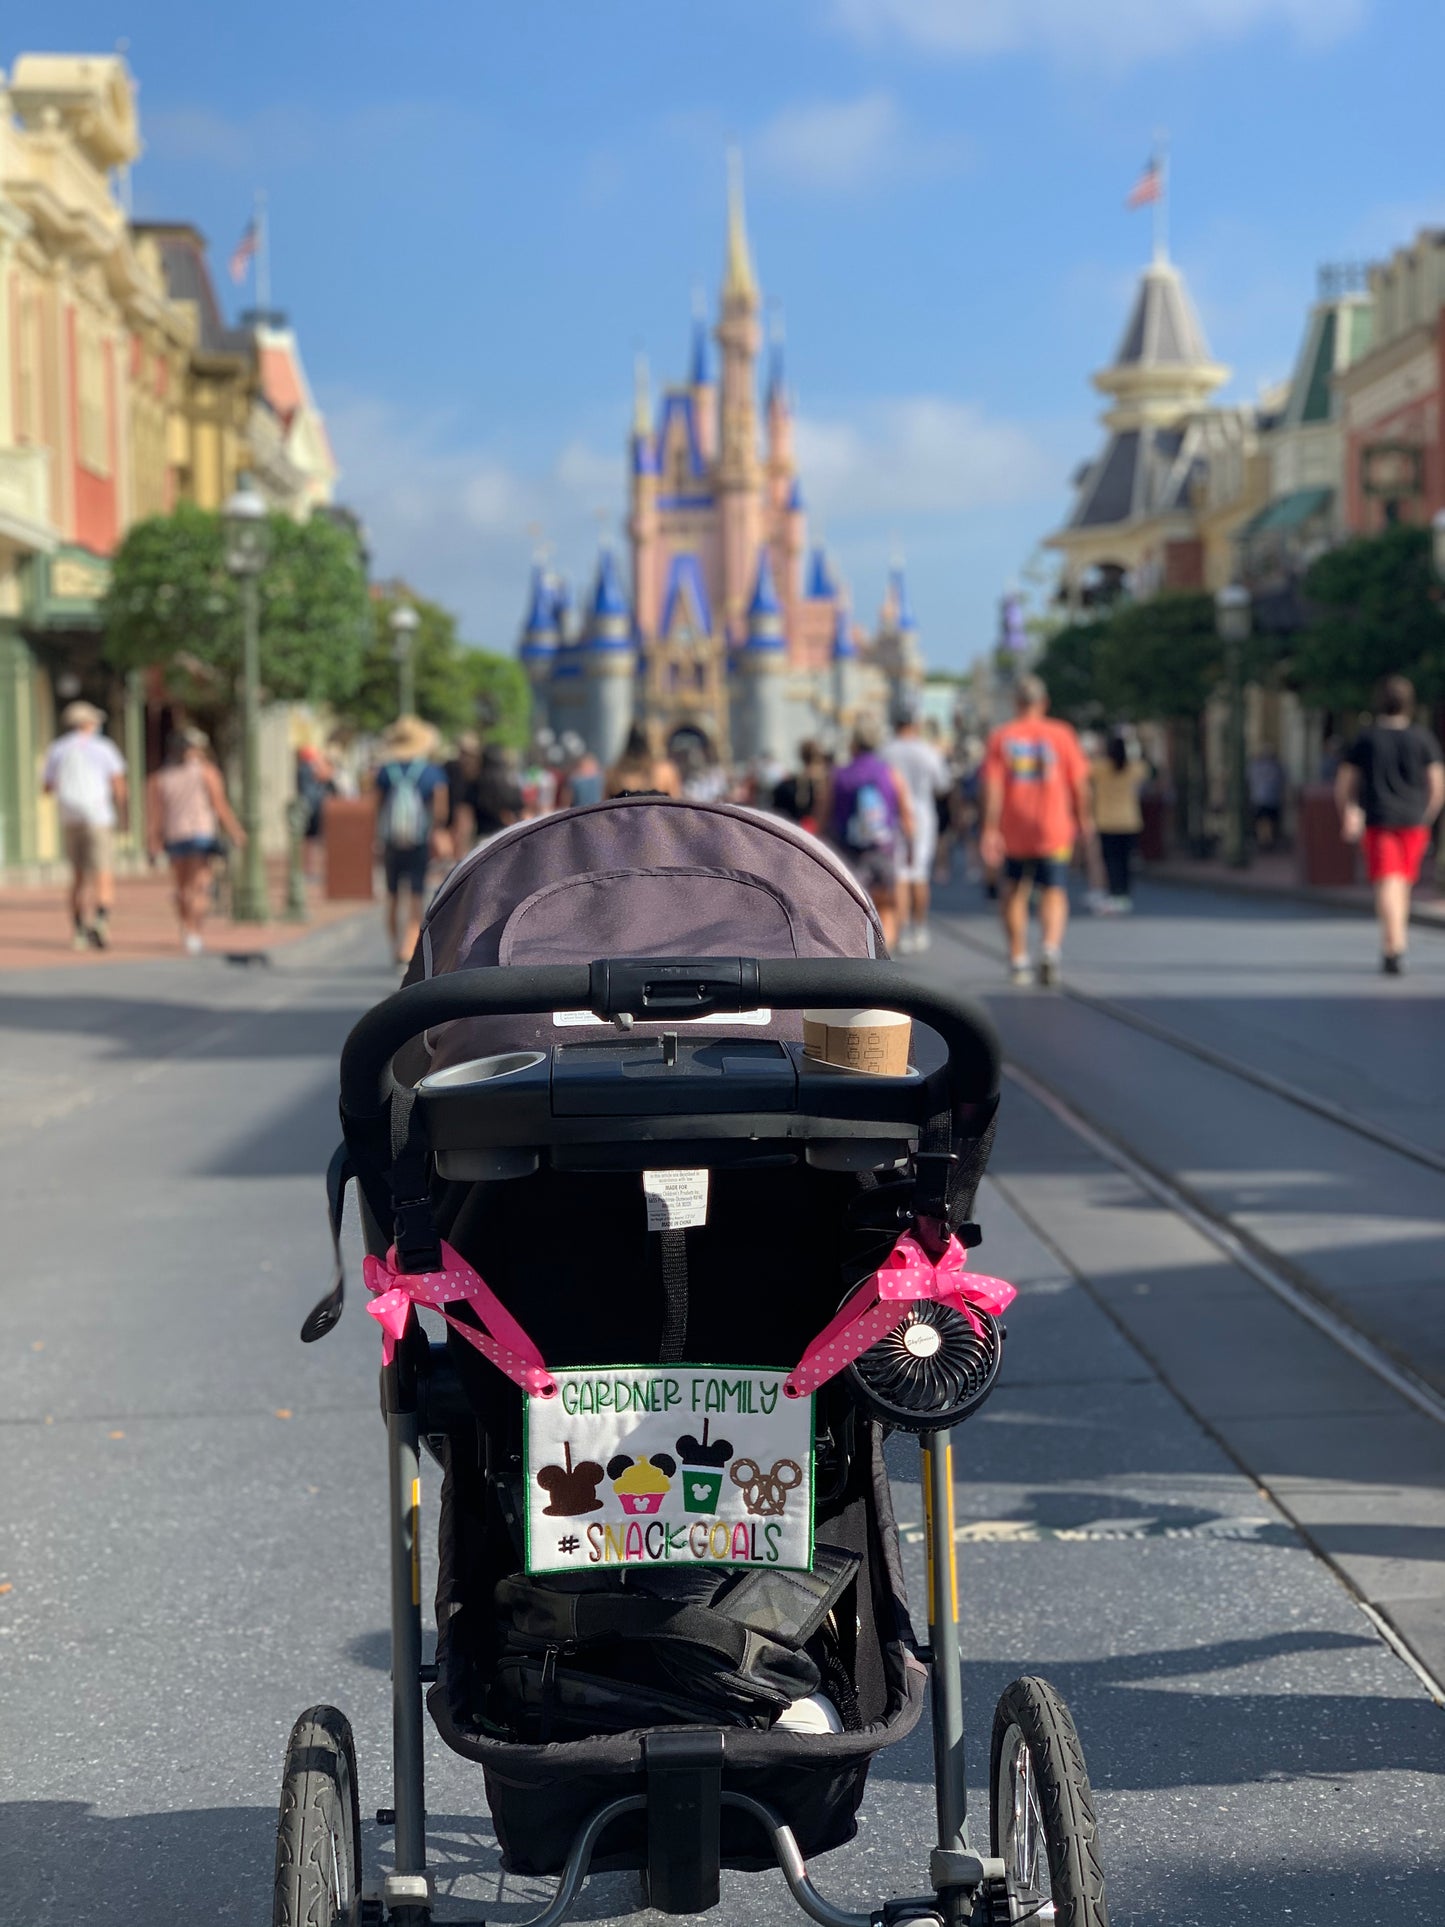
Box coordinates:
[518,166,923,769]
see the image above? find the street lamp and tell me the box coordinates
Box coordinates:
[223,478,271,922]
[390,601,420,718]
[1215,582,1252,870]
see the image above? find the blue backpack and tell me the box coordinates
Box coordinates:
[845,781,894,852]
[380,760,430,850]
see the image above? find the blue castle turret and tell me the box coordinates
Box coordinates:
[732,547,788,765]
[831,598,860,743]
[582,546,636,764]
[518,565,559,735]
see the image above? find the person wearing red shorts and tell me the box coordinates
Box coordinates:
[1336,675,1444,975]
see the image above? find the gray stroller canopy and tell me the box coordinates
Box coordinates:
[409,797,884,1070]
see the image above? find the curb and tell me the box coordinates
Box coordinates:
[231,904,377,969]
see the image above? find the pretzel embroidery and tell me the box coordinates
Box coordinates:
[730,1456,803,1518]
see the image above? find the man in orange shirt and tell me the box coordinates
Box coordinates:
[980,674,1094,986]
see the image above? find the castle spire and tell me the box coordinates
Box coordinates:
[632,349,652,437]
[690,285,712,387]
[723,147,758,307]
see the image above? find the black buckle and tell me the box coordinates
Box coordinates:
[589,956,761,1022]
[911,1148,960,1230]
[392,1197,442,1274]
[643,1728,724,1914]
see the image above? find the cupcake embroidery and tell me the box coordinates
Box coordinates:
[607,1452,675,1516]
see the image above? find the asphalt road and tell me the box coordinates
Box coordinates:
[1,894,1442,1926]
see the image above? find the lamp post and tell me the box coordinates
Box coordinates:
[223,479,271,921]
[391,601,420,718]
[1215,583,1252,870]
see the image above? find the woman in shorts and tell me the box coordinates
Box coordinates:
[147,727,245,955]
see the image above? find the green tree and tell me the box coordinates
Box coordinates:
[341,595,474,735]
[464,649,531,748]
[102,502,369,707]
[1091,592,1223,722]
[1035,618,1109,726]
[1296,524,1445,714]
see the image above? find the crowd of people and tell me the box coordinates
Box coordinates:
[35,674,1442,979]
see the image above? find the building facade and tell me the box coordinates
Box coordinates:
[0,52,191,869]
[519,171,916,768]
[1336,229,1445,535]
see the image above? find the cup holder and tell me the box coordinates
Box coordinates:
[420,1050,547,1090]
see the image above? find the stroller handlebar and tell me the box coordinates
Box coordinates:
[339,957,1001,1117]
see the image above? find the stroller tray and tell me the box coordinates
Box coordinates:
[417,1030,949,1178]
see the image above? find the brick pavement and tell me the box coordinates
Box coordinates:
[0,859,372,969]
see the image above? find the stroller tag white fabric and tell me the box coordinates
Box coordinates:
[525,1366,814,1575]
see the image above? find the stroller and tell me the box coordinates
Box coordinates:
[282,797,1109,1927]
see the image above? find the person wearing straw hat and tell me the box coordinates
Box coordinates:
[373,716,448,964]
[41,700,128,951]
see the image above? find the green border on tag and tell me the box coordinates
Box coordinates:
[523,1363,815,1577]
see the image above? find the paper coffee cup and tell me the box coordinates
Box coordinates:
[802,1007,912,1077]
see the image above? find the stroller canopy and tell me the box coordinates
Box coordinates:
[409,797,883,1070]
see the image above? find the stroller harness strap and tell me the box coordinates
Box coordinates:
[363,1239,559,1397]
[784,1230,1016,1401]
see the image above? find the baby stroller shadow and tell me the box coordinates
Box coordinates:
[280,799,1111,1927]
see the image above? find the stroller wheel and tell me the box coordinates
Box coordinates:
[273,1704,362,1927]
[846,1300,1002,1433]
[989,1677,1109,1927]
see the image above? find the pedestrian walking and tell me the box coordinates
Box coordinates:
[1335,675,1444,976]
[374,716,449,965]
[559,733,605,808]
[980,674,1093,986]
[885,704,951,952]
[41,700,128,950]
[1247,746,1287,851]
[1091,730,1147,912]
[827,721,914,953]
[604,724,682,798]
[146,727,245,955]
[772,740,829,833]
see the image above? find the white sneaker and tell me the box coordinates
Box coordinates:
[1010,957,1034,986]
[896,927,918,955]
[184,933,204,957]
[913,925,932,952]
[1038,949,1061,987]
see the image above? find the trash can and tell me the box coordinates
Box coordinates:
[1295,784,1357,888]
[323,796,377,901]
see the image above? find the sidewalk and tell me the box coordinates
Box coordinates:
[1143,847,1445,928]
[0,860,372,969]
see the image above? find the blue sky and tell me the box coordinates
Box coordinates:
[26,0,1445,667]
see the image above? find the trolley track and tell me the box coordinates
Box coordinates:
[934,917,1445,1175]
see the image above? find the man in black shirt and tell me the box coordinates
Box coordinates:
[1336,674,1444,974]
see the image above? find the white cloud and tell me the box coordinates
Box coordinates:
[829,0,1366,67]
[753,90,967,193]
[322,393,622,646]
[796,396,1062,522]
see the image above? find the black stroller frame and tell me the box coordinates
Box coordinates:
[284,954,1109,1927]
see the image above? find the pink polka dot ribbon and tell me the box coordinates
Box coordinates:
[363,1239,557,1397]
[784,1230,1016,1400]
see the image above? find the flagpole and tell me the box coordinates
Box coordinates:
[1153,130,1169,264]
[255,188,270,318]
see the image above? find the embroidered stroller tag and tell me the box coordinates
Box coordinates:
[642,1168,709,1230]
[525,1365,814,1575]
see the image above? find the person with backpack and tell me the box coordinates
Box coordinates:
[41,700,128,950]
[827,721,915,952]
[373,716,448,965]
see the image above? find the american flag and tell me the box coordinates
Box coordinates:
[1126,158,1162,209]
[229,218,258,285]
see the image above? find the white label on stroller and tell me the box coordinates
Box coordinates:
[550,1008,772,1026]
[525,1366,814,1574]
[642,1167,709,1231]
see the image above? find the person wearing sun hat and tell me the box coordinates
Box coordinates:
[373,715,449,965]
[41,700,128,950]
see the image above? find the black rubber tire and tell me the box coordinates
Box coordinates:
[273,1704,362,1927]
[989,1676,1109,1927]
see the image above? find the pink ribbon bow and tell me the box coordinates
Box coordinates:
[363,1239,557,1397]
[785,1230,1016,1400]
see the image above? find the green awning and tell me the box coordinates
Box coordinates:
[1237,487,1334,540]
